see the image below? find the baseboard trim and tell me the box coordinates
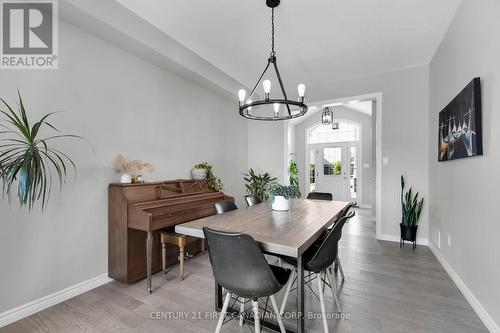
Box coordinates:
[429,244,500,333]
[376,233,429,246]
[0,273,112,328]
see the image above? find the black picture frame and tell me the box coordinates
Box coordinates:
[438,78,483,162]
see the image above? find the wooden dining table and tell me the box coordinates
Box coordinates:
[175,198,349,333]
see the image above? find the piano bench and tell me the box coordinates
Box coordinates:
[160,232,201,280]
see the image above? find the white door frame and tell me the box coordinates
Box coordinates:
[306,140,362,203]
[301,92,383,239]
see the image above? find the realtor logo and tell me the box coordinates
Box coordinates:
[1,0,58,69]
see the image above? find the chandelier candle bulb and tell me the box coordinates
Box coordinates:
[238,89,246,104]
[246,99,253,114]
[273,103,280,118]
[263,79,272,100]
[298,83,306,101]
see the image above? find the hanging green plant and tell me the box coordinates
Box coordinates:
[193,162,224,191]
[0,91,86,210]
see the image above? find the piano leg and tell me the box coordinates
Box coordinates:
[146,232,153,294]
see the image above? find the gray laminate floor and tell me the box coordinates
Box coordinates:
[1,208,488,333]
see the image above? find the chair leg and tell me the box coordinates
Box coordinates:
[252,299,261,333]
[317,272,329,333]
[327,268,342,313]
[336,255,345,281]
[215,292,231,333]
[239,298,245,326]
[270,295,286,333]
[280,268,296,316]
[161,241,167,274]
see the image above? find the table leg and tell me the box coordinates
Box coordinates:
[146,232,153,294]
[297,254,305,333]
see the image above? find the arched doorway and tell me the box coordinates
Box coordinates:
[306,120,361,202]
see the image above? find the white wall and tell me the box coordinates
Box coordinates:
[429,0,500,329]
[294,106,373,206]
[0,20,247,313]
[300,67,430,241]
[247,121,287,183]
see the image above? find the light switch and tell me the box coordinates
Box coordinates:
[363,163,370,169]
[383,157,389,166]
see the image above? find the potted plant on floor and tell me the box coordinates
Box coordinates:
[289,156,300,190]
[267,182,301,211]
[243,168,277,201]
[400,175,424,250]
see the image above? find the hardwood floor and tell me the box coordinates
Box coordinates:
[2,208,488,333]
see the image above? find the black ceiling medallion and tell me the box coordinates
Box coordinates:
[238,0,308,121]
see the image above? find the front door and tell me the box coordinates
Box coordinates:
[309,143,359,201]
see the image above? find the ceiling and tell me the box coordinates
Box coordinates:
[343,101,372,116]
[117,0,461,94]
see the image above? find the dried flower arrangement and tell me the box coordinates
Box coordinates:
[114,154,154,183]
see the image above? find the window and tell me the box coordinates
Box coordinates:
[322,147,342,176]
[307,122,360,144]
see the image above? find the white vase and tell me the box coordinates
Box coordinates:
[192,168,207,180]
[120,173,132,183]
[272,196,290,211]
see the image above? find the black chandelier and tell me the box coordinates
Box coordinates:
[238,0,308,121]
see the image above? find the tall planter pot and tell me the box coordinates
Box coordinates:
[400,223,418,251]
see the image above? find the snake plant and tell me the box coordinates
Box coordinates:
[0,92,84,210]
[400,175,424,227]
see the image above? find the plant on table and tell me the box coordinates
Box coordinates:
[266,182,301,203]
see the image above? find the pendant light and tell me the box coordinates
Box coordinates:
[238,0,308,121]
[322,107,333,124]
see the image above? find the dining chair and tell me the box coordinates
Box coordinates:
[244,195,262,207]
[328,203,356,280]
[214,200,238,215]
[279,212,354,333]
[203,227,291,333]
[307,192,333,201]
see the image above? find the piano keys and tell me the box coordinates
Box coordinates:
[108,179,233,293]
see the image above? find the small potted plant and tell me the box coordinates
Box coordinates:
[400,175,424,250]
[192,162,209,180]
[267,182,301,211]
[192,162,224,191]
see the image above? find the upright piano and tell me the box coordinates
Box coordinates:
[108,179,233,292]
